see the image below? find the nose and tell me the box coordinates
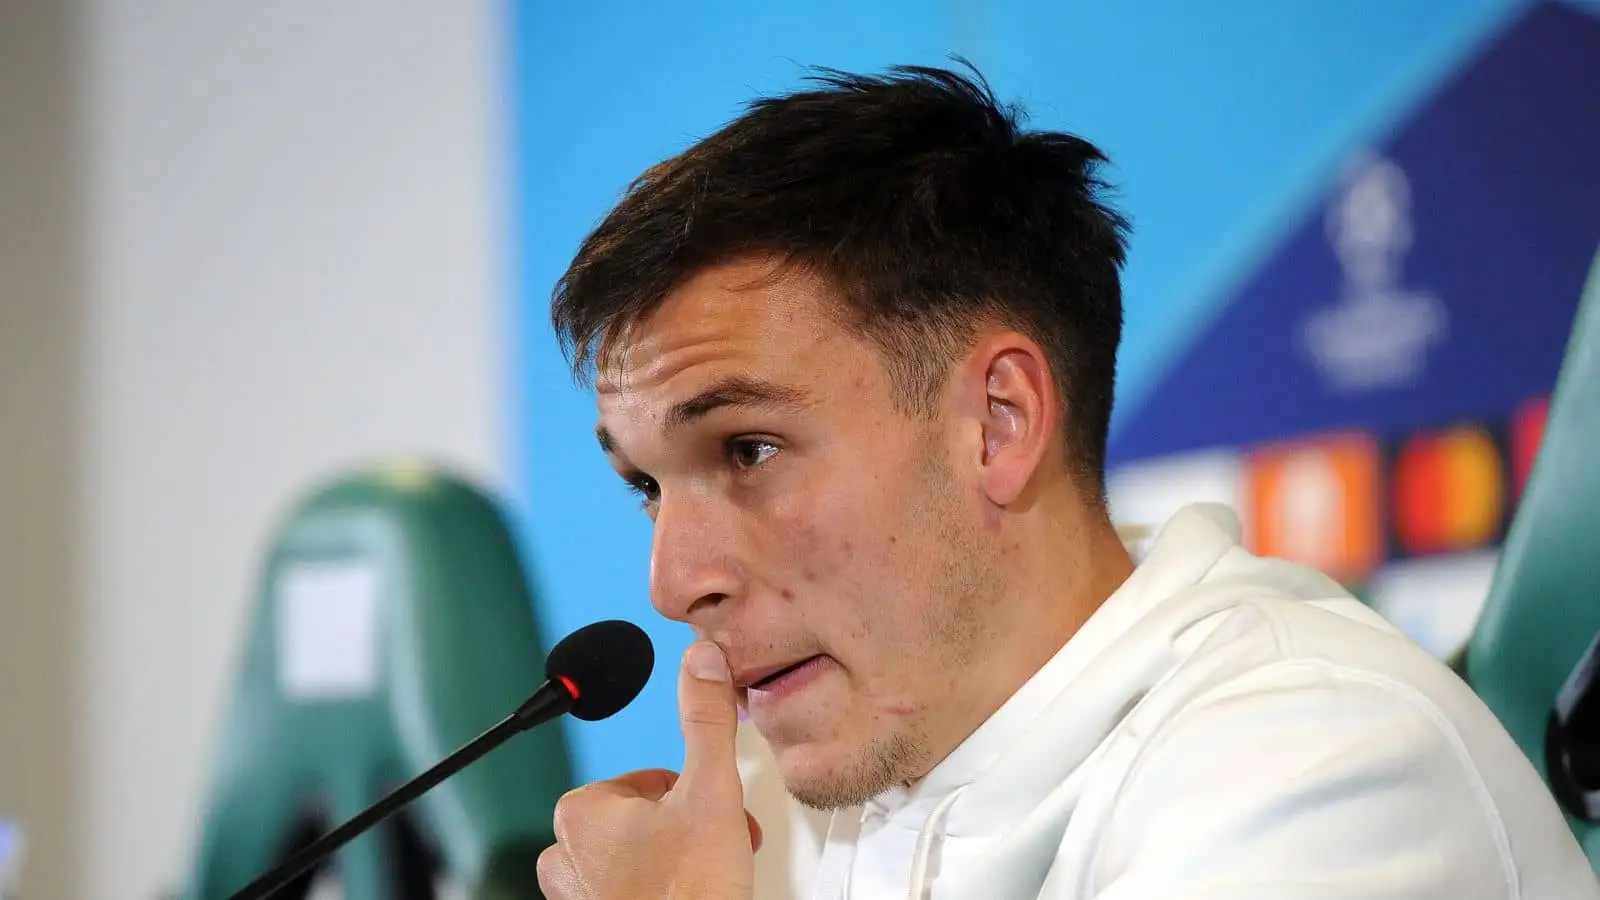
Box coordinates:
[648,488,745,626]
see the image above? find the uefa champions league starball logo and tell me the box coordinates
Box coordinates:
[1298,154,1449,394]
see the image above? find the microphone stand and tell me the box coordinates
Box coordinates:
[227,684,571,900]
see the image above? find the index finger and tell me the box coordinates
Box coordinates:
[600,767,680,801]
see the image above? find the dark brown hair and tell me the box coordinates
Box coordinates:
[551,62,1129,495]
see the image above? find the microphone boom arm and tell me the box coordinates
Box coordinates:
[226,682,574,900]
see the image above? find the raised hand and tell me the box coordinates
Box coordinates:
[537,642,762,900]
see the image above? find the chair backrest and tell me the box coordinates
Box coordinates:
[184,463,572,899]
[1467,244,1600,865]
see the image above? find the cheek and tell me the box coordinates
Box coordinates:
[788,491,943,656]
[774,476,862,583]
[772,449,965,664]
[775,480,900,633]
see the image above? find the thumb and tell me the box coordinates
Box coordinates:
[675,641,743,801]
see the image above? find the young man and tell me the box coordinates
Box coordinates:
[534,65,1599,899]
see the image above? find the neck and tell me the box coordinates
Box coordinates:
[1009,496,1135,681]
[916,494,1135,782]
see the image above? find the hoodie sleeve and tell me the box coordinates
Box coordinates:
[1085,660,1522,900]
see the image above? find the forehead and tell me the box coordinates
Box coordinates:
[594,260,860,410]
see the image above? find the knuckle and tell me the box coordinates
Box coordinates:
[536,844,566,892]
[551,787,588,842]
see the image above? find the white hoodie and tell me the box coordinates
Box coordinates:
[736,503,1600,899]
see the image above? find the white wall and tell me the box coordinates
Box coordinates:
[76,3,505,899]
[0,4,85,900]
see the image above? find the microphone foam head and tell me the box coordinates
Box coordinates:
[545,619,655,721]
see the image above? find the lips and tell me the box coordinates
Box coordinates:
[735,655,823,690]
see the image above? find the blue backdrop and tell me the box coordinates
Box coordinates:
[508,0,1597,783]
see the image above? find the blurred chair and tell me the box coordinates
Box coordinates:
[183,462,572,899]
[1466,244,1600,868]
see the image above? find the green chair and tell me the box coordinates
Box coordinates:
[1466,244,1600,868]
[183,462,573,899]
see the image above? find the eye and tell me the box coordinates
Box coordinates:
[622,473,660,509]
[727,437,781,471]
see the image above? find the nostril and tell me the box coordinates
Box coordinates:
[687,592,728,618]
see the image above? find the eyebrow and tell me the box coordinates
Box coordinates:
[595,375,808,455]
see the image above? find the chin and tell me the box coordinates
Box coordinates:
[765,738,843,809]
[772,731,917,811]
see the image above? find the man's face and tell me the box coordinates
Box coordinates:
[594,259,1006,809]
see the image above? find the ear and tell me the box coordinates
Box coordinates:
[950,333,1058,506]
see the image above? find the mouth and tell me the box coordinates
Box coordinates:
[738,655,823,690]
[736,654,832,705]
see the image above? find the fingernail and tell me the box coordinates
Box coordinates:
[686,642,729,682]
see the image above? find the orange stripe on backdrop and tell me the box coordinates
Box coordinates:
[1247,432,1383,584]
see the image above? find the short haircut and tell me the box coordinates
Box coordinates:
[551,62,1129,498]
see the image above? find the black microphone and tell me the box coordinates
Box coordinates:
[227,619,655,900]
